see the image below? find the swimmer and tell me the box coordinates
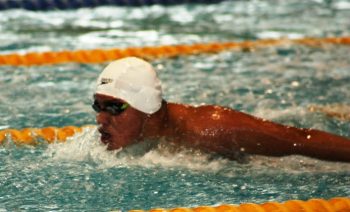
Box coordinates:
[93,57,350,162]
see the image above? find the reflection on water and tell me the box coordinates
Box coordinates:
[0,0,350,52]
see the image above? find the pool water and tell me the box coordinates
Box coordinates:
[1,0,350,211]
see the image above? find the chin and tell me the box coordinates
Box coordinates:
[104,138,125,151]
[103,142,121,151]
[106,145,119,151]
[100,134,135,151]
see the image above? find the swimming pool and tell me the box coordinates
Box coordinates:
[0,0,350,211]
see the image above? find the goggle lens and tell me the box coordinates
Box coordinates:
[92,100,128,115]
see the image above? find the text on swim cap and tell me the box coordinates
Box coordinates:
[100,78,113,85]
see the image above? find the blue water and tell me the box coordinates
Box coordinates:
[1,0,350,211]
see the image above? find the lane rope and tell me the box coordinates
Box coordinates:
[128,197,350,212]
[309,104,350,121]
[0,125,93,145]
[0,37,349,66]
[0,0,226,11]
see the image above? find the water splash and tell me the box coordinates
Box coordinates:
[43,127,350,175]
[44,127,229,172]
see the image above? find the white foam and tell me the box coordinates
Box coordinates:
[248,155,350,174]
[134,144,229,172]
[44,127,130,169]
[44,127,350,174]
[44,127,229,172]
[253,106,307,121]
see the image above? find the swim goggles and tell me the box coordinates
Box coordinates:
[92,100,129,115]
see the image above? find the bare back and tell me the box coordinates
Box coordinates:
[165,103,350,162]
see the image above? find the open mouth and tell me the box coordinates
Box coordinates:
[98,128,111,144]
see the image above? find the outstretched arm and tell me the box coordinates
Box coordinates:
[167,104,350,162]
[230,111,350,162]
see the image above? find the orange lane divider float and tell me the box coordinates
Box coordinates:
[0,37,349,66]
[128,197,350,212]
[309,104,350,122]
[0,125,93,145]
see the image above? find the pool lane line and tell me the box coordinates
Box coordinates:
[0,0,227,11]
[0,36,349,66]
[126,197,350,212]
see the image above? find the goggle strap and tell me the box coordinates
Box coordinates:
[121,103,128,110]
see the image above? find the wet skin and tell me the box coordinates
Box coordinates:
[95,94,350,162]
[95,94,148,150]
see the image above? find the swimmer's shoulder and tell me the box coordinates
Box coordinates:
[167,102,243,117]
[167,102,245,127]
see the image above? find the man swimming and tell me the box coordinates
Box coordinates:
[93,57,350,162]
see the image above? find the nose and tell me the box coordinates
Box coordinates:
[96,111,111,126]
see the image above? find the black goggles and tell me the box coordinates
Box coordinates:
[92,100,129,115]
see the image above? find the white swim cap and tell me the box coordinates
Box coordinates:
[95,57,162,114]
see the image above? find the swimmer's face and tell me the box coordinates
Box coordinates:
[93,94,146,150]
